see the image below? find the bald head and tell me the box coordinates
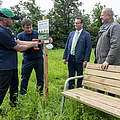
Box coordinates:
[100,8,114,24]
[102,8,114,17]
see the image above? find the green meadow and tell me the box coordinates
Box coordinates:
[0,49,119,120]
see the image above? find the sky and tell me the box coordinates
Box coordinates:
[1,0,120,16]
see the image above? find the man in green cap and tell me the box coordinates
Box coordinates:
[0,8,39,107]
[0,8,19,20]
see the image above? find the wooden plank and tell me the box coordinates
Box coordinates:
[70,88,120,109]
[85,69,120,80]
[84,75,120,88]
[62,90,120,118]
[83,80,120,95]
[87,63,120,73]
[73,88,120,103]
[44,46,48,98]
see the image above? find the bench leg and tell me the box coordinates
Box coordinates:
[60,75,83,113]
[61,95,65,113]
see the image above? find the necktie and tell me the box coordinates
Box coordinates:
[71,31,79,55]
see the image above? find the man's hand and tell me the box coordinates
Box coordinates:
[63,59,68,64]
[101,61,109,70]
[48,37,53,43]
[83,61,87,68]
[33,41,39,47]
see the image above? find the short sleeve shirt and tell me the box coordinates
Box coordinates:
[17,30,43,60]
[0,25,17,70]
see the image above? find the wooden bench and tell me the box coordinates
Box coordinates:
[61,63,120,118]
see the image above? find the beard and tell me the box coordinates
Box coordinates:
[3,19,13,28]
[5,22,12,28]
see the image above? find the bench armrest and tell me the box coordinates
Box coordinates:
[63,76,84,91]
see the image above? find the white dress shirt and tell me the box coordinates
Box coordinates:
[71,29,83,55]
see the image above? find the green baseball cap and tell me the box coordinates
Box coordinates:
[0,8,19,20]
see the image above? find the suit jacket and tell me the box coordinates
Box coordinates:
[63,30,92,63]
[96,22,120,65]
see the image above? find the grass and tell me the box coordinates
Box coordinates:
[0,49,119,120]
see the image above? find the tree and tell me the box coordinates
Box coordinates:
[115,15,120,24]
[48,0,85,48]
[89,3,105,47]
[0,0,2,6]
[11,0,43,34]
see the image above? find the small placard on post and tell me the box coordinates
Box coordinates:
[38,19,49,42]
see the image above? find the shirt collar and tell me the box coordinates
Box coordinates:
[76,29,83,33]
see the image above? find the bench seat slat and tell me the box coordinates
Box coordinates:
[70,88,120,108]
[62,88,120,118]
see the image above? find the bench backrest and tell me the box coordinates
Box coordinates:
[83,64,120,96]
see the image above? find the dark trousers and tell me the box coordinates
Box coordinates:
[94,48,97,64]
[68,55,83,89]
[20,58,44,95]
[0,69,18,106]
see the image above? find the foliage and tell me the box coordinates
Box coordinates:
[115,16,120,24]
[0,49,119,120]
[88,3,105,48]
[0,0,2,6]
[11,0,43,34]
[48,0,90,48]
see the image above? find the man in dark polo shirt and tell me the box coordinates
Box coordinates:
[0,8,39,107]
[17,18,44,95]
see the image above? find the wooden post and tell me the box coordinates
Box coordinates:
[44,46,48,98]
[43,16,49,98]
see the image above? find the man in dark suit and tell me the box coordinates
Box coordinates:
[63,17,92,89]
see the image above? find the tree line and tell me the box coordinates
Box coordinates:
[1,0,120,48]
